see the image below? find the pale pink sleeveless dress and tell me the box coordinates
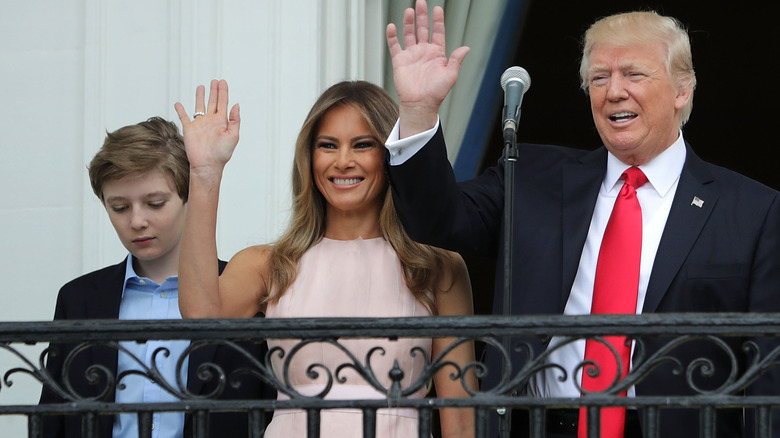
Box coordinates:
[264,237,432,438]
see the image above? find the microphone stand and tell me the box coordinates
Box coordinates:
[499,121,519,438]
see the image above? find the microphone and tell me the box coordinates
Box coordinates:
[500,66,531,141]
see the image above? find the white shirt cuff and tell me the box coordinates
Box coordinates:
[384,117,440,166]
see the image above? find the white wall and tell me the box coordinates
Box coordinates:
[0,0,387,435]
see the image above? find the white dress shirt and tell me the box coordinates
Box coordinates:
[386,120,687,398]
[528,134,685,398]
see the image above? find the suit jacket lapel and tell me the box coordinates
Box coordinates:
[643,146,716,313]
[86,259,125,385]
[89,259,126,319]
[561,148,606,308]
[85,259,126,436]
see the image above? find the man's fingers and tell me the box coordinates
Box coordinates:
[430,6,446,48]
[401,6,417,50]
[414,0,430,45]
[449,46,470,71]
[386,24,401,57]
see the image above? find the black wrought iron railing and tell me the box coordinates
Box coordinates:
[1,313,779,438]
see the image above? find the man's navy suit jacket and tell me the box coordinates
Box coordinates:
[39,258,273,438]
[387,126,780,437]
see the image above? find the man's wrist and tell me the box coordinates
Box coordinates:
[398,104,439,139]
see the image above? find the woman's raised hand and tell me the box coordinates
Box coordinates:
[174,79,240,173]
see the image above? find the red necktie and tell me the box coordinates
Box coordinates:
[578,166,648,438]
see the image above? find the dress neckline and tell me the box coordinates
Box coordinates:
[320,236,384,243]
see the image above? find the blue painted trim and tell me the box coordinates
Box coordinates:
[453,0,527,181]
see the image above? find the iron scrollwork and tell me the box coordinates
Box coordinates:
[0,314,779,426]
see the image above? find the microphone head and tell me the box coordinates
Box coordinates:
[500,66,531,91]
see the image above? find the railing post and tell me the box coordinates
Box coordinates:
[137,411,152,438]
[27,413,42,438]
[248,408,266,438]
[756,406,771,438]
[193,410,209,438]
[475,407,488,438]
[418,407,433,438]
[362,408,377,438]
[699,406,716,438]
[306,408,320,438]
[585,406,600,438]
[642,406,659,438]
[529,408,544,437]
[82,411,98,438]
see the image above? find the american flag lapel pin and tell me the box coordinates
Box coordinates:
[691,196,704,208]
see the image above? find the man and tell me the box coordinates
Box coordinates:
[384,1,780,437]
[39,117,271,438]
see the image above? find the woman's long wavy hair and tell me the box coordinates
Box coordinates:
[265,80,454,314]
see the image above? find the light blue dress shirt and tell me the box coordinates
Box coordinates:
[112,256,190,438]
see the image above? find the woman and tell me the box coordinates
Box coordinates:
[174,79,476,437]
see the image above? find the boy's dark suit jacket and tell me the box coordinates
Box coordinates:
[39,258,273,438]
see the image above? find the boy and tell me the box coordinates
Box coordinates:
[39,117,269,438]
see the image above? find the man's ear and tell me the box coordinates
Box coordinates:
[674,82,693,111]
